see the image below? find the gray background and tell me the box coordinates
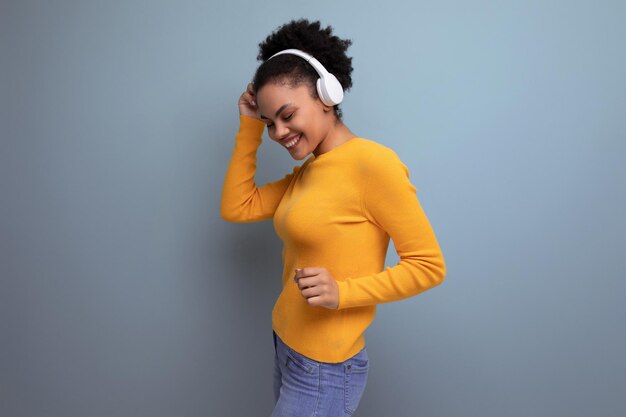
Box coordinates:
[2,0,625,416]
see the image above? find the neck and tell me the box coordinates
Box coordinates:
[313,121,356,157]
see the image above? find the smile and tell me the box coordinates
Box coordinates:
[284,134,302,149]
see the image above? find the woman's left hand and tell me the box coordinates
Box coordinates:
[294,267,339,310]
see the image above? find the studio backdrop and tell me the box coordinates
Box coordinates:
[2,1,625,416]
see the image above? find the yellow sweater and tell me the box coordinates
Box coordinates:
[221,115,446,363]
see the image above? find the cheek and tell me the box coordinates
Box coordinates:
[298,114,320,138]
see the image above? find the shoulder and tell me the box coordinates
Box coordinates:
[352,138,407,172]
[353,138,402,159]
[354,139,417,198]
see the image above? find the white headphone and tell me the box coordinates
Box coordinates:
[267,48,344,107]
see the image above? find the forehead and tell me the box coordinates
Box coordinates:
[256,82,315,108]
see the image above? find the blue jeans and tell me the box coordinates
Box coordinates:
[271,331,369,417]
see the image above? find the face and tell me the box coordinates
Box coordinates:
[255,81,335,159]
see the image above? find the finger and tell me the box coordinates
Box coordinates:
[293,268,303,283]
[296,276,311,289]
[240,92,256,109]
[240,91,254,101]
[294,267,317,281]
[296,276,320,290]
[301,285,321,299]
[305,295,323,307]
[297,266,325,277]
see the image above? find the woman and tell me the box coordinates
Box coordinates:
[221,19,446,417]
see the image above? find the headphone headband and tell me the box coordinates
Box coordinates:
[266,48,344,106]
[268,49,330,76]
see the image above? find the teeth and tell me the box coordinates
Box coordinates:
[285,135,300,148]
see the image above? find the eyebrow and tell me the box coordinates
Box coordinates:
[259,103,292,120]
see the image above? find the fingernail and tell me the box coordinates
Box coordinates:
[251,100,256,107]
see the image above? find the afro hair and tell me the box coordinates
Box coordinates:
[252,19,353,120]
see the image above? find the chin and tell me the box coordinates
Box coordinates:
[292,153,308,161]
[290,143,309,160]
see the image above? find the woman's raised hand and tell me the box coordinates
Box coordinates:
[238,82,260,119]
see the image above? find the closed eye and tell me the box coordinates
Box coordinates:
[266,112,294,128]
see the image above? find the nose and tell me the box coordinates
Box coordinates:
[273,122,290,141]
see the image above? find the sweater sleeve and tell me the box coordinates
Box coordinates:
[335,147,446,309]
[220,115,302,223]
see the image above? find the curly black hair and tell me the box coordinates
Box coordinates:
[252,19,353,120]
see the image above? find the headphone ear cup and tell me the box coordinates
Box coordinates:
[316,74,344,106]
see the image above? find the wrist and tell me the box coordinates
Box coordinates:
[238,115,266,136]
